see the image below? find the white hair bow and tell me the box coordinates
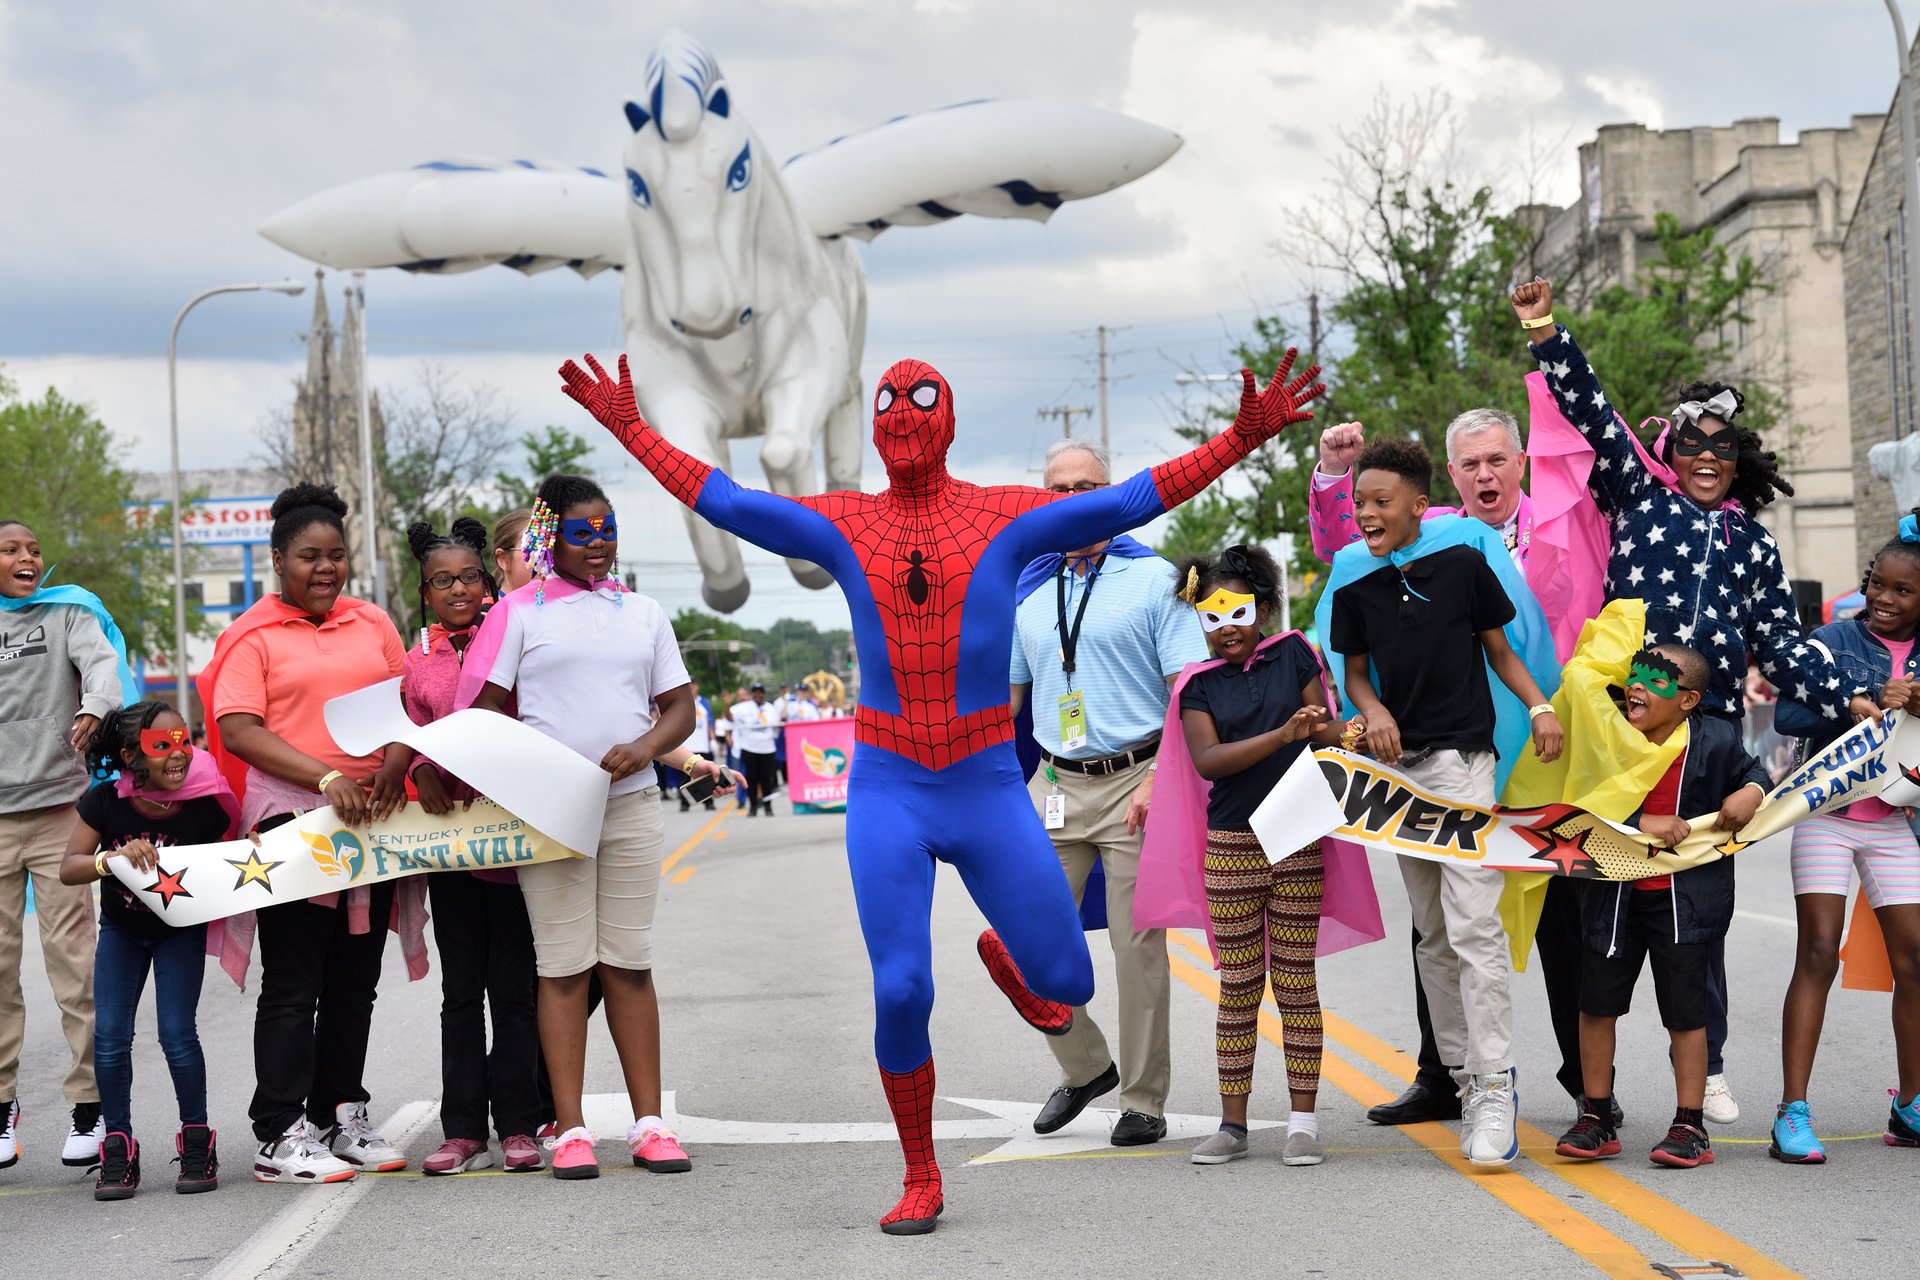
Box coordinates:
[1670,388,1739,427]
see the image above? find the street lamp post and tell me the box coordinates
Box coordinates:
[166,280,307,734]
[1887,0,1920,433]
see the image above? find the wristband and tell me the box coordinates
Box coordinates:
[94,850,109,880]
[317,769,345,791]
[1527,704,1555,719]
[1519,314,1556,331]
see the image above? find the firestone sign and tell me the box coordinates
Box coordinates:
[130,496,277,545]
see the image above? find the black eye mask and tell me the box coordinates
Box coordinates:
[1672,422,1738,461]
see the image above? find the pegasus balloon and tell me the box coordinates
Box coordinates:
[259,29,1183,611]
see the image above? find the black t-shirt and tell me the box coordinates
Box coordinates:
[1328,544,1516,754]
[74,782,228,937]
[1178,634,1325,829]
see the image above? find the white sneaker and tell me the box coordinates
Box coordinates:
[324,1102,408,1171]
[1451,1070,1473,1158]
[1466,1070,1520,1167]
[0,1100,18,1169]
[1703,1074,1739,1125]
[255,1121,356,1184]
[62,1112,104,1166]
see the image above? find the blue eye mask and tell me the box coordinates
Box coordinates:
[561,513,618,545]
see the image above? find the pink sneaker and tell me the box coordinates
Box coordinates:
[423,1137,493,1176]
[629,1123,691,1173]
[549,1127,599,1180]
[501,1133,542,1172]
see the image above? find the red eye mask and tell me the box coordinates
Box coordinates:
[139,727,191,759]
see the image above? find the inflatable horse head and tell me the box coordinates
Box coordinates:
[622,30,760,340]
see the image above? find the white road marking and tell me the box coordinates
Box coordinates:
[1735,908,1797,929]
[579,1090,1275,1163]
[203,1100,438,1280]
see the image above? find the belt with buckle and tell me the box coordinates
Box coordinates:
[1041,739,1160,777]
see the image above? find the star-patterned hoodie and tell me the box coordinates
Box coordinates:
[1525,324,1863,720]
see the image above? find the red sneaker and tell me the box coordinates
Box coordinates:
[976,930,1072,1035]
[501,1133,543,1172]
[423,1137,493,1176]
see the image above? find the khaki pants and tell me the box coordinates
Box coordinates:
[1027,758,1171,1116]
[0,805,97,1103]
[1394,750,1513,1077]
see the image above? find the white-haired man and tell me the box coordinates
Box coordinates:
[1008,438,1209,1147]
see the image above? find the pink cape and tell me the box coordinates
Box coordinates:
[1133,630,1385,964]
[116,750,243,970]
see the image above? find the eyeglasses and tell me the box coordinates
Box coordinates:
[1046,481,1106,494]
[425,569,484,590]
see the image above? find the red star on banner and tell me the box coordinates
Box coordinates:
[144,864,192,910]
[1500,806,1602,878]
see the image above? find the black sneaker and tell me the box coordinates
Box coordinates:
[1579,1094,1625,1129]
[94,1132,140,1201]
[1649,1123,1714,1168]
[1554,1112,1621,1160]
[175,1124,219,1193]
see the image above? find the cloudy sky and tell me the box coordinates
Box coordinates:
[0,0,1902,627]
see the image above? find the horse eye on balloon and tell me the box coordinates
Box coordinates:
[726,142,751,193]
[875,385,895,412]
[626,167,651,209]
[909,382,940,409]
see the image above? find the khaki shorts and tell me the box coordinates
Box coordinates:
[516,787,666,977]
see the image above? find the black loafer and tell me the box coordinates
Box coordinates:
[1033,1062,1120,1134]
[1110,1110,1167,1147]
[1367,1078,1462,1126]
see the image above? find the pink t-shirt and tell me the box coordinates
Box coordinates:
[1846,634,1914,823]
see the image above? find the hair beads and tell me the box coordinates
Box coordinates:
[522,498,560,605]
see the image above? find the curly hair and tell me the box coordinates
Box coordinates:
[1173,543,1283,614]
[1353,437,1432,500]
[269,482,349,554]
[1660,380,1794,511]
[83,700,173,783]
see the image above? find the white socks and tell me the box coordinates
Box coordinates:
[1287,1110,1318,1138]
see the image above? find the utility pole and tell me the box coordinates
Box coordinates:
[1037,404,1093,439]
[1308,293,1322,364]
[1096,325,1110,451]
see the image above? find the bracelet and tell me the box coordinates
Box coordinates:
[316,769,344,791]
[94,850,109,880]
[1527,704,1556,719]
[1519,313,1556,331]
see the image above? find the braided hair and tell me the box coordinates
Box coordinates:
[1173,544,1283,616]
[83,700,172,783]
[525,475,619,605]
[407,516,499,634]
[1660,380,1793,512]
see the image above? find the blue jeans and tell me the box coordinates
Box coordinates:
[93,916,209,1135]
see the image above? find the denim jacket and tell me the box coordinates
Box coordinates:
[1773,619,1917,755]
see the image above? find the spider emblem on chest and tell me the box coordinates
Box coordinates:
[897,550,935,611]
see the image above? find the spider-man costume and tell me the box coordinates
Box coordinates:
[559,351,1322,1234]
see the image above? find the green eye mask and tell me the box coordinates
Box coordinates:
[1628,648,1684,699]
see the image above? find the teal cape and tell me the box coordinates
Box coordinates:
[1312,516,1560,793]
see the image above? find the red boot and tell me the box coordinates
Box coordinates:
[976,930,1073,1035]
[878,1058,943,1235]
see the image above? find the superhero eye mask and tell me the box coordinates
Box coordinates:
[1627,648,1684,699]
[139,727,192,758]
[560,513,618,545]
[1671,422,1737,461]
[1194,587,1257,632]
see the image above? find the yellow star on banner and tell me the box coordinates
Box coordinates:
[225,849,283,893]
[1713,835,1751,857]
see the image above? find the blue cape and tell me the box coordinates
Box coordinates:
[1014,533,1156,603]
[0,583,139,703]
[1312,517,1559,793]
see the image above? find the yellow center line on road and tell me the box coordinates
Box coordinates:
[662,806,735,884]
[1167,931,1803,1280]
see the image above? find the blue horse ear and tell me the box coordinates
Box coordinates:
[707,87,729,118]
[623,100,651,133]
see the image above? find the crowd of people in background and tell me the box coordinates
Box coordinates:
[1,273,1917,1212]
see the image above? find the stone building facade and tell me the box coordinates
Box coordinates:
[1526,115,1884,599]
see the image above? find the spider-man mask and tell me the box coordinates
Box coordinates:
[872,359,954,491]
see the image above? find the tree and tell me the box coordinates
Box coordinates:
[0,374,204,664]
[495,426,596,511]
[740,616,854,687]
[670,608,755,692]
[380,363,515,523]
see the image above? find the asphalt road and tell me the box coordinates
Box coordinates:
[4,797,1913,1279]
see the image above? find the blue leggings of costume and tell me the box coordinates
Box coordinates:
[847,741,1095,1072]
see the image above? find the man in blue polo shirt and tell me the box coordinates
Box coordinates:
[1009,439,1209,1147]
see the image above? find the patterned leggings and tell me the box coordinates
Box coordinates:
[1204,831,1323,1097]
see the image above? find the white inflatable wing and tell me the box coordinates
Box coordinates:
[257,158,626,278]
[783,99,1182,242]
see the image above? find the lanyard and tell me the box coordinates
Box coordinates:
[1056,559,1101,681]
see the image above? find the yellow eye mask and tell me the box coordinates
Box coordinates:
[1194,587,1257,632]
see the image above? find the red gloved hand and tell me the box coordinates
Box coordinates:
[1256,347,1325,437]
[558,353,644,432]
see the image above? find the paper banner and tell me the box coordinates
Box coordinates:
[1250,748,1347,864]
[785,718,854,811]
[324,677,610,854]
[1294,707,1920,880]
[106,799,583,927]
